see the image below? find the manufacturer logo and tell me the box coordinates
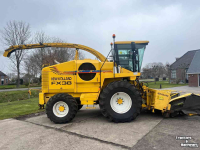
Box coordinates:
[51,77,72,80]
[51,77,72,85]
[51,81,72,85]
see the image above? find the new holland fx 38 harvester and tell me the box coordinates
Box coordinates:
[3,35,200,123]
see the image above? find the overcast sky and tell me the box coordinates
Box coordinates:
[1,0,200,73]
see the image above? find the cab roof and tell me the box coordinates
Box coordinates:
[115,41,149,44]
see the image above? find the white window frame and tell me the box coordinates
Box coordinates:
[171,70,176,79]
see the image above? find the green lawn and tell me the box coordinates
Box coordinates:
[0,85,40,89]
[0,90,39,103]
[0,85,26,89]
[0,98,44,120]
[147,81,187,89]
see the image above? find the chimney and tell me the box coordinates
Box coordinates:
[176,57,179,61]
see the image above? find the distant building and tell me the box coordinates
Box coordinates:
[187,50,200,87]
[0,71,9,85]
[170,50,200,87]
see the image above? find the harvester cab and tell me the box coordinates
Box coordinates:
[113,41,148,73]
[3,35,200,124]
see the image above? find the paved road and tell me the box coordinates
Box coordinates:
[0,86,200,149]
[0,87,41,92]
[0,107,200,150]
[164,86,200,95]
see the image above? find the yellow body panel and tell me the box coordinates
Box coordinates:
[80,93,99,105]
[39,58,140,105]
[146,88,171,111]
[39,93,45,105]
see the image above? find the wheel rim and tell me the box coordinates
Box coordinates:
[110,92,132,114]
[53,101,69,117]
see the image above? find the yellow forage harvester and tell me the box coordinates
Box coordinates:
[3,34,200,123]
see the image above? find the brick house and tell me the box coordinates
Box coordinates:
[187,50,200,87]
[170,50,200,86]
[0,71,9,85]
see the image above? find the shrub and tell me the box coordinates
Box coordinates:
[24,83,29,87]
[175,79,181,84]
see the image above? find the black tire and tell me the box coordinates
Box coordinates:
[78,105,83,110]
[75,98,83,110]
[46,93,78,124]
[99,81,142,123]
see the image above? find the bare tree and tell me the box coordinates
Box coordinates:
[165,62,171,83]
[35,36,85,65]
[6,72,16,83]
[24,33,85,82]
[1,21,31,87]
[142,62,166,80]
[24,56,38,83]
[34,31,51,71]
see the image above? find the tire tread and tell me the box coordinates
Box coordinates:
[46,93,78,124]
[99,81,142,123]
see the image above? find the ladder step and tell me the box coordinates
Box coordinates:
[86,107,96,109]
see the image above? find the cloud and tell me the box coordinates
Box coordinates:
[1,0,200,73]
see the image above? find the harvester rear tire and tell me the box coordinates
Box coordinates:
[46,93,78,124]
[99,81,142,123]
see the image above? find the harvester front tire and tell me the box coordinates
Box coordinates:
[75,98,83,110]
[99,81,142,123]
[46,93,78,124]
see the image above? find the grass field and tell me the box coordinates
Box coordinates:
[0,98,44,120]
[0,85,40,89]
[0,90,39,103]
[147,81,187,89]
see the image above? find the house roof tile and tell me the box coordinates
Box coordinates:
[187,50,200,74]
[0,71,7,76]
[170,50,199,70]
